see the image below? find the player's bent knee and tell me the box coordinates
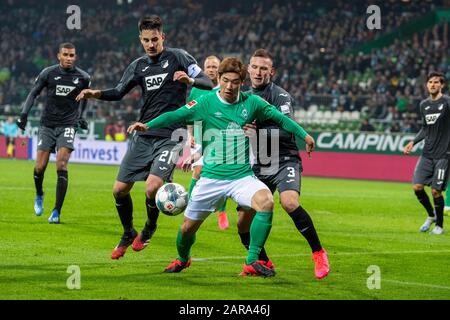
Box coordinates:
[252,190,274,212]
[113,189,128,199]
[146,184,162,199]
[113,181,133,199]
[413,184,424,192]
[280,199,298,213]
[146,177,164,198]
[34,165,46,174]
[180,218,202,235]
[56,161,68,171]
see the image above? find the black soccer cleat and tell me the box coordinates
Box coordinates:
[239,260,276,277]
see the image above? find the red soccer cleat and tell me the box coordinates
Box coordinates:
[164,258,192,273]
[312,248,330,279]
[132,227,156,252]
[217,211,229,230]
[239,260,276,277]
[111,230,138,260]
[264,260,275,271]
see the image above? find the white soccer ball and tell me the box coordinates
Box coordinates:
[155,183,188,216]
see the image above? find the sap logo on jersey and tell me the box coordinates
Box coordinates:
[56,85,76,96]
[425,113,441,125]
[145,73,168,91]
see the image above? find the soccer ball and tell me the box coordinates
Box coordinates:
[155,183,188,216]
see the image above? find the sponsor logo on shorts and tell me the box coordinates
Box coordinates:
[56,85,76,96]
[159,166,168,170]
[145,73,168,91]
[286,179,295,183]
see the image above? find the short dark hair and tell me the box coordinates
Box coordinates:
[218,57,247,81]
[251,48,273,62]
[59,42,75,51]
[427,71,446,84]
[138,15,163,33]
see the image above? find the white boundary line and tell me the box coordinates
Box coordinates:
[188,249,450,262]
[383,280,450,291]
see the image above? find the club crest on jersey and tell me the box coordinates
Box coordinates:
[72,77,79,84]
[56,85,76,96]
[241,109,248,119]
[161,60,169,69]
[425,113,441,125]
[186,100,197,109]
[145,73,168,91]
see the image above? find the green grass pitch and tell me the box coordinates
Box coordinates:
[0,158,449,300]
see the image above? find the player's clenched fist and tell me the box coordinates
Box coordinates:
[127,122,149,133]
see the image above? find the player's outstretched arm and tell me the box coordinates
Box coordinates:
[147,105,198,129]
[77,63,138,102]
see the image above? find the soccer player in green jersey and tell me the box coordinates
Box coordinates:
[128,57,315,276]
[184,55,230,230]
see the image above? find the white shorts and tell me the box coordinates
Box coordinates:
[185,175,270,221]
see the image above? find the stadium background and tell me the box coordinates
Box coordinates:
[1,0,450,302]
[1,0,450,181]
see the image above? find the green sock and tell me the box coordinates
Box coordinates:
[176,228,196,263]
[188,178,198,198]
[217,200,227,213]
[246,211,273,264]
[445,192,450,207]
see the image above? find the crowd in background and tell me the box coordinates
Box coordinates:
[0,0,448,136]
